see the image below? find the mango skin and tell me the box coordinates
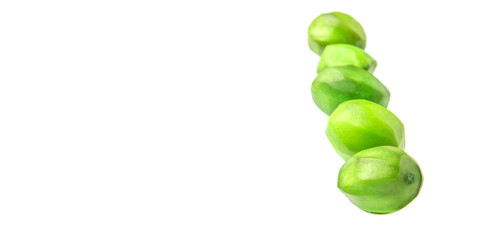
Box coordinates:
[308,12,366,55]
[317,44,377,73]
[338,146,423,214]
[311,66,389,115]
[326,99,405,160]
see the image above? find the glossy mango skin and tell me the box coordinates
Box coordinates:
[308,12,366,55]
[317,44,377,73]
[326,100,405,160]
[311,66,389,115]
[338,146,423,214]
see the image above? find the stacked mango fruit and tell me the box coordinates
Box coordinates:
[308,12,423,214]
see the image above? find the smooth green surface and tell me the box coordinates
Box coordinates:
[308,38,325,55]
[326,100,404,160]
[311,66,389,115]
[317,44,376,73]
[338,146,423,214]
[308,12,366,55]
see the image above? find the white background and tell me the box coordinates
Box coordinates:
[1,0,482,239]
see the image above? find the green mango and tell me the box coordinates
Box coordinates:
[326,99,404,160]
[308,12,366,55]
[311,66,389,115]
[317,44,377,73]
[308,38,325,55]
[338,146,423,214]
